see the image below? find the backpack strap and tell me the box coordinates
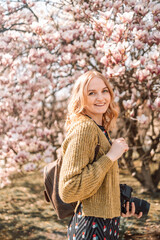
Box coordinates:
[93,135,100,163]
[44,189,50,202]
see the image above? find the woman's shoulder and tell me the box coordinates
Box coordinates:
[67,115,97,134]
[62,115,98,149]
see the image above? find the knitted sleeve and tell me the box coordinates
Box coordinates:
[59,120,113,203]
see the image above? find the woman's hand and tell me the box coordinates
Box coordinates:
[106,138,129,162]
[121,202,143,219]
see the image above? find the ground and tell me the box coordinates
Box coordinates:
[0,169,160,240]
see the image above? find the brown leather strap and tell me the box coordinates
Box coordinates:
[44,190,50,202]
[93,136,100,163]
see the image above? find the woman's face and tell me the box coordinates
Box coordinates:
[84,77,111,121]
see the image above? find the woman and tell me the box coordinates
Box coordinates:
[59,70,142,240]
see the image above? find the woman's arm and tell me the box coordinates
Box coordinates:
[59,122,114,203]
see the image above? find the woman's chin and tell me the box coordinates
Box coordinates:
[93,107,108,114]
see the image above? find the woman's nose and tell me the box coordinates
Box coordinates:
[96,93,104,100]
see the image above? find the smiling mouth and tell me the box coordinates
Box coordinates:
[94,104,105,106]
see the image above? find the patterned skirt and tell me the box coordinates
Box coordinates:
[67,203,120,240]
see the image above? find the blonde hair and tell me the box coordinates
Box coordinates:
[65,70,118,131]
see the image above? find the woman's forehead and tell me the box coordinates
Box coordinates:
[87,77,107,89]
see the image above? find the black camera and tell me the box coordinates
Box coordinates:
[120,184,150,215]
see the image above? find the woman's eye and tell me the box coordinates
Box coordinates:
[88,92,94,95]
[103,89,109,93]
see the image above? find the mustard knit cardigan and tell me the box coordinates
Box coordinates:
[59,115,121,218]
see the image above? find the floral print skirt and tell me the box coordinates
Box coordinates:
[67,203,120,240]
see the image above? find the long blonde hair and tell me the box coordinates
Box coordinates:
[65,70,118,131]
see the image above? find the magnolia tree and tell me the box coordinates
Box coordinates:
[0,0,159,192]
[92,0,160,192]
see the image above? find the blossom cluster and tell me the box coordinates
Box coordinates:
[92,0,160,122]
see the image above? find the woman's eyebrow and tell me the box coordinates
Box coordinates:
[88,87,108,92]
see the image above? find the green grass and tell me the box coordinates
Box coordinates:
[0,170,160,240]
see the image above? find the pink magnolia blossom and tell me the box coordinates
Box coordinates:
[85,28,94,37]
[44,157,53,163]
[145,21,154,31]
[63,5,72,12]
[0,176,11,188]
[154,97,160,110]
[154,15,160,24]
[146,99,152,109]
[0,41,7,50]
[135,29,148,42]
[81,42,91,50]
[0,77,9,85]
[3,36,12,44]
[117,41,129,54]
[23,163,37,172]
[14,151,29,164]
[96,40,106,49]
[0,6,4,14]
[146,63,157,74]
[116,24,126,36]
[134,40,144,49]
[130,60,141,68]
[153,31,160,42]
[111,32,120,42]
[106,67,115,77]
[122,100,133,110]
[62,53,72,64]
[140,56,146,65]
[157,65,160,75]
[31,22,44,35]
[105,1,113,8]
[149,50,159,61]
[28,49,38,61]
[152,3,160,15]
[100,55,110,66]
[107,65,125,77]
[112,24,126,42]
[99,8,113,20]
[78,59,86,68]
[137,114,148,124]
[111,52,122,64]
[52,31,60,41]
[38,66,47,75]
[63,44,76,53]
[91,18,101,32]
[117,12,134,23]
[104,20,114,36]
[1,54,13,66]
[134,4,148,16]
[96,16,106,26]
[113,1,123,10]
[136,69,150,82]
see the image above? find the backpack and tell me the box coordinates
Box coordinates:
[44,137,100,219]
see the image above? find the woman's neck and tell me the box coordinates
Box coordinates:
[85,114,103,126]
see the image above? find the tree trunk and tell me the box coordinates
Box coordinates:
[124,118,159,193]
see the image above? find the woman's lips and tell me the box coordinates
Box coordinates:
[94,103,105,106]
